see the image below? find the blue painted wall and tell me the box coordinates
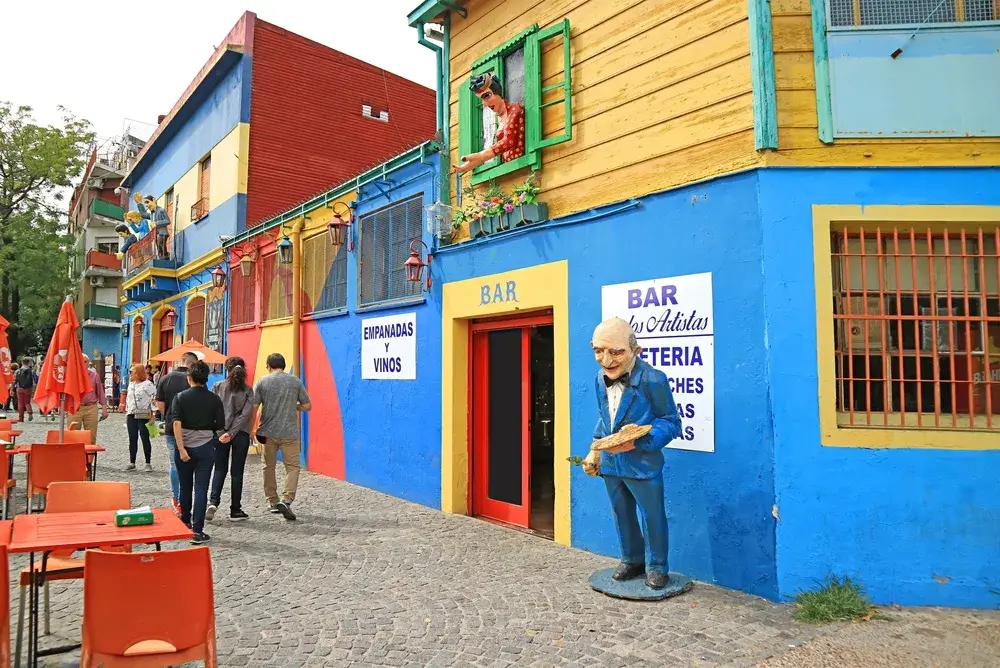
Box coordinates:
[82,327,121,361]
[828,26,1000,137]
[173,193,246,265]
[129,59,247,204]
[433,173,777,598]
[758,167,1000,609]
[311,159,442,508]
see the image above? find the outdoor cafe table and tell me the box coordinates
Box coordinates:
[8,508,193,668]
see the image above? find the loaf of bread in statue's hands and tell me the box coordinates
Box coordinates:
[591,424,651,451]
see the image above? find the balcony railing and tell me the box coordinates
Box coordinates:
[191,197,209,223]
[85,249,121,271]
[89,198,125,222]
[84,302,121,322]
[125,230,180,276]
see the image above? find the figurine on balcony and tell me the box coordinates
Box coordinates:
[114,213,141,261]
[134,192,171,260]
[454,73,525,175]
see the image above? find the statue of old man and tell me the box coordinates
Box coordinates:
[584,317,682,590]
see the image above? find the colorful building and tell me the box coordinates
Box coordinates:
[233,0,997,610]
[67,135,143,376]
[118,11,436,377]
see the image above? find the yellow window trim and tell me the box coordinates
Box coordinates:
[813,204,1000,450]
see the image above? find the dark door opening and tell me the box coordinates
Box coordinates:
[470,314,554,539]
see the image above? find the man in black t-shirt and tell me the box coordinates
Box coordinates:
[156,352,198,514]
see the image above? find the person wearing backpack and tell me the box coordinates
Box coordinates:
[15,358,35,422]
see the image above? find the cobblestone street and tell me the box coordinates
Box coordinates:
[4,414,998,667]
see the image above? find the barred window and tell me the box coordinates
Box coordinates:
[186,296,206,343]
[229,268,256,328]
[302,233,348,314]
[260,252,293,321]
[828,0,996,27]
[831,226,1000,431]
[358,194,423,308]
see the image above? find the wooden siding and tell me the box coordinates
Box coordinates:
[246,21,436,227]
[447,0,758,236]
[769,0,1000,166]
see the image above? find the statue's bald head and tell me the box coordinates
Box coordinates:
[591,317,639,379]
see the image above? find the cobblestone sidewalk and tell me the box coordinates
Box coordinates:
[4,413,996,667]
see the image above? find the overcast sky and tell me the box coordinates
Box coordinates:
[1,0,436,143]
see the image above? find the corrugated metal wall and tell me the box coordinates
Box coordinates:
[245,20,437,227]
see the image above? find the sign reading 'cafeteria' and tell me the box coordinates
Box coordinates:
[601,272,715,453]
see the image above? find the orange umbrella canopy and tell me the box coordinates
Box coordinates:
[0,315,12,405]
[150,340,228,365]
[34,299,91,415]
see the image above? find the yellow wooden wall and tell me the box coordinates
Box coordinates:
[448,0,759,238]
[769,0,1000,166]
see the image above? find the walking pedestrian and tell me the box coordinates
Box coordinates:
[250,353,311,521]
[169,360,225,545]
[156,351,197,516]
[206,356,253,522]
[14,359,33,422]
[124,363,155,471]
[111,365,122,412]
[68,355,108,441]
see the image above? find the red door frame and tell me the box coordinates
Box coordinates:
[468,312,553,528]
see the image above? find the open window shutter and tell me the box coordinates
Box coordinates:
[458,76,475,169]
[525,18,572,152]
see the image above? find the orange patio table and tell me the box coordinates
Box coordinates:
[9,509,193,668]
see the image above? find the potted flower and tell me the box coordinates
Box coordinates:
[510,173,548,226]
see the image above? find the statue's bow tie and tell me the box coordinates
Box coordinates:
[604,372,629,387]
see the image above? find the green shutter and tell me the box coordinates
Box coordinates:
[458,75,475,168]
[525,18,572,152]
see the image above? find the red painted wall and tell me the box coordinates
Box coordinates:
[245,20,436,227]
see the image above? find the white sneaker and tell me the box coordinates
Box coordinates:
[143,463,153,472]
[205,504,218,522]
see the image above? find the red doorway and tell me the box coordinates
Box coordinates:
[470,312,554,534]
[158,313,174,374]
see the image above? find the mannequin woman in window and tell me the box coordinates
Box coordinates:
[455,73,525,174]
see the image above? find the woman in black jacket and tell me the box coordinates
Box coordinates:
[206,356,253,523]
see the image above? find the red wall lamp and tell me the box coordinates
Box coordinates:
[404,239,432,291]
[326,202,354,251]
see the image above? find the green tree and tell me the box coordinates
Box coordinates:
[0,103,93,357]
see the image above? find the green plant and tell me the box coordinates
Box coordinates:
[792,576,884,623]
[513,172,540,206]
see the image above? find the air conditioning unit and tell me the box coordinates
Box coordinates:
[89,276,106,287]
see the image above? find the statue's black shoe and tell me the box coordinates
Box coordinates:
[611,563,645,581]
[644,571,670,589]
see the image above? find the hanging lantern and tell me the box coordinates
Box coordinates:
[327,203,354,250]
[277,235,293,265]
[404,239,431,290]
[211,265,226,288]
[239,253,254,277]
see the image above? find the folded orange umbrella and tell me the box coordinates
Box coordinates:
[34,299,90,417]
[150,339,228,365]
[0,315,12,405]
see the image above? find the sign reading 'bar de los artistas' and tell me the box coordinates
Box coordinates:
[601,272,715,453]
[361,312,417,380]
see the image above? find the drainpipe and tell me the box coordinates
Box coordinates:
[416,22,444,136]
[291,219,304,380]
[416,15,451,204]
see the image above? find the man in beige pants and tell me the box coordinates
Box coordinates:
[249,352,311,521]
[69,354,108,442]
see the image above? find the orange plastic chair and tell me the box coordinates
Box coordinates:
[0,443,14,520]
[26,443,88,513]
[0,544,10,668]
[45,429,93,445]
[81,548,217,668]
[0,420,13,432]
[14,482,131,667]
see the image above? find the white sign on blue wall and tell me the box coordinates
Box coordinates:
[361,312,417,380]
[601,272,715,453]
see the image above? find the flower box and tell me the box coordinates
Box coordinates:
[470,215,504,238]
[510,203,548,227]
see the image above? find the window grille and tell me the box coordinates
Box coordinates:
[228,269,255,328]
[358,195,423,308]
[828,0,997,28]
[302,234,348,314]
[830,226,1000,431]
[260,252,293,321]
[186,296,206,343]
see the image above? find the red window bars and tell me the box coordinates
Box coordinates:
[831,226,1000,431]
[228,269,255,328]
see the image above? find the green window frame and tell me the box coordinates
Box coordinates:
[458,18,573,186]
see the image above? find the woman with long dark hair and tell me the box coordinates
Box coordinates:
[206,356,253,522]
